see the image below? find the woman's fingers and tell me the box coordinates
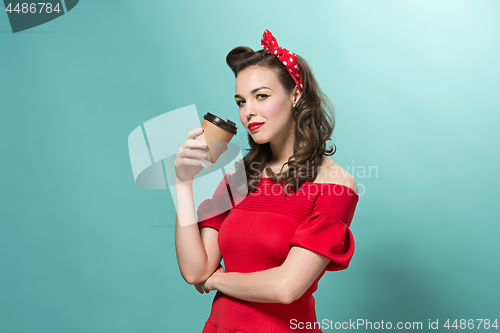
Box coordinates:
[174,157,201,169]
[174,128,209,181]
[194,283,204,294]
[194,282,211,294]
[179,138,208,152]
[173,147,209,170]
[176,149,207,162]
[188,138,208,152]
[187,127,204,140]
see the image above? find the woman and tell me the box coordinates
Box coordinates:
[174,30,359,333]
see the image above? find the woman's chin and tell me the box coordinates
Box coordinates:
[251,136,268,145]
[248,131,270,145]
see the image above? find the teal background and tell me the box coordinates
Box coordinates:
[1,1,499,332]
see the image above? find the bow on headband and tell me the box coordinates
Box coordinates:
[261,29,303,93]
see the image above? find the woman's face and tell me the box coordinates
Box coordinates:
[234,66,298,146]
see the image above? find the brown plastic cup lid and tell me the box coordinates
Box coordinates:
[203,113,238,135]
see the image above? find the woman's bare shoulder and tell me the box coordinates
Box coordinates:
[314,157,358,194]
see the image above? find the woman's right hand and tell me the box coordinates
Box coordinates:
[174,127,209,183]
[194,282,208,294]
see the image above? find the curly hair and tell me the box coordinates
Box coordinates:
[226,46,337,200]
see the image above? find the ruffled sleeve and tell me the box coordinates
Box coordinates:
[197,173,233,231]
[288,185,359,271]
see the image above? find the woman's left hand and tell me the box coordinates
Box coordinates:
[196,264,225,293]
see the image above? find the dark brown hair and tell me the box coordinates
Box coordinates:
[226,46,337,200]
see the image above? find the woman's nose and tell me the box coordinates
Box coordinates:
[243,102,257,118]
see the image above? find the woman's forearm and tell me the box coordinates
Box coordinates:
[212,267,290,304]
[174,178,210,284]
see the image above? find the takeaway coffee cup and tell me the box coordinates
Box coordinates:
[194,113,237,169]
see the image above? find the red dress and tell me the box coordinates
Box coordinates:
[197,173,359,333]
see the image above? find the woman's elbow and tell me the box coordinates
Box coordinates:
[183,275,199,285]
[181,270,212,285]
[180,270,202,285]
[276,284,302,304]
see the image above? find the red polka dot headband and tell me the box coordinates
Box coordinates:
[261,29,303,93]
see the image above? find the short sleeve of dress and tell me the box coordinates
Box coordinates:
[196,173,233,232]
[288,185,359,271]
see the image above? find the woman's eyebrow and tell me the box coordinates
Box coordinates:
[234,86,272,99]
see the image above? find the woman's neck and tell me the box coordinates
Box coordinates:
[267,116,296,165]
[263,156,331,178]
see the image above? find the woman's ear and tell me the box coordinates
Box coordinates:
[292,86,301,107]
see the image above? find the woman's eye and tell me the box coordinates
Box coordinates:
[236,100,245,107]
[256,94,269,100]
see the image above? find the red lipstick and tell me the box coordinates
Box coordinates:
[248,122,264,131]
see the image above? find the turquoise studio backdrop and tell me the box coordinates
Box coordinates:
[1,1,499,332]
